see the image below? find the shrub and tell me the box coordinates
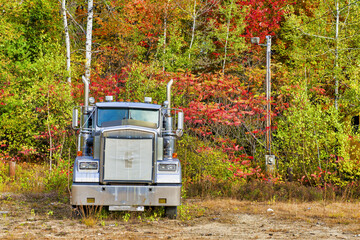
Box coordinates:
[0,161,47,192]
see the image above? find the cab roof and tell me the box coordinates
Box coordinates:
[95,101,162,110]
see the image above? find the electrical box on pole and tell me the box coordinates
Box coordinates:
[265,155,276,174]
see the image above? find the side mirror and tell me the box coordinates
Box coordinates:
[72,108,79,128]
[176,111,184,137]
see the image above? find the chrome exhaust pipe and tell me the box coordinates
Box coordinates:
[167,79,173,110]
[82,75,89,107]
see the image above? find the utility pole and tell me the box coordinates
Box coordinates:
[265,35,272,155]
[251,36,275,174]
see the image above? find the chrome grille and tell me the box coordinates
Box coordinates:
[101,130,154,182]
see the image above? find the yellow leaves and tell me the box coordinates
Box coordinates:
[94,17,103,26]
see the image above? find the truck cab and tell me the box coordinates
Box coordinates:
[71,80,183,218]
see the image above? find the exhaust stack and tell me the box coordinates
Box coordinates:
[166,79,173,111]
[82,75,89,107]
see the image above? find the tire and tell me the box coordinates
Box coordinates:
[71,205,82,219]
[165,206,177,219]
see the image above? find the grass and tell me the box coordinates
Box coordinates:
[2,192,360,239]
[0,162,48,193]
[0,161,72,204]
[186,179,360,202]
[2,161,360,232]
[3,161,360,202]
[82,216,98,227]
[193,198,360,232]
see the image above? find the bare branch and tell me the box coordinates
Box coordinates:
[341,0,352,30]
[298,28,335,40]
[340,31,360,40]
[58,0,85,35]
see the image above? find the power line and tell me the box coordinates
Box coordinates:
[295,0,360,30]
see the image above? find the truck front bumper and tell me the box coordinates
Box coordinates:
[71,184,181,207]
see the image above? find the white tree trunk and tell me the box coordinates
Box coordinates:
[188,0,197,61]
[334,0,339,111]
[163,0,170,71]
[222,17,230,74]
[222,0,233,74]
[62,0,71,84]
[299,0,342,110]
[84,0,94,107]
[47,90,53,171]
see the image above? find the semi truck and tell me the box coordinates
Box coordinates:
[70,79,183,218]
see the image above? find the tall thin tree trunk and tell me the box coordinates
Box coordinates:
[163,0,170,71]
[62,0,71,84]
[47,90,53,171]
[188,0,197,61]
[222,18,230,74]
[83,0,94,107]
[222,0,233,74]
[334,1,339,110]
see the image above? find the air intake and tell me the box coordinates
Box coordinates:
[105,96,113,102]
[144,97,152,104]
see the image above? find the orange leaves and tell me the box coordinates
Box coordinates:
[90,0,170,70]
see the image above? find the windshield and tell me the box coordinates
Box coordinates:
[97,108,159,128]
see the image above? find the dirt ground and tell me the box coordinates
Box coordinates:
[1,193,360,239]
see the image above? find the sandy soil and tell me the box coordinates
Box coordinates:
[1,193,360,239]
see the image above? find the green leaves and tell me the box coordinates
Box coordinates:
[274,78,357,186]
[0,40,73,162]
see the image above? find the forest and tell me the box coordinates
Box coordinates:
[1,0,360,199]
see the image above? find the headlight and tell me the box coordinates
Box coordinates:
[158,164,176,171]
[79,161,98,170]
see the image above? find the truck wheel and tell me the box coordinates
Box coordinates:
[71,205,82,219]
[165,206,177,219]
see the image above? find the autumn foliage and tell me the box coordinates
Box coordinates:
[1,0,360,196]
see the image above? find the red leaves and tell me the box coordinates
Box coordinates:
[18,146,37,156]
[71,69,123,103]
[71,67,269,181]
[310,87,326,95]
[241,0,291,41]
[171,72,272,181]
[180,73,267,136]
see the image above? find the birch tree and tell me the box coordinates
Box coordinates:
[294,0,360,112]
[274,0,360,182]
[84,0,94,106]
[162,0,171,71]
[209,0,246,74]
[61,0,71,84]
[176,0,219,62]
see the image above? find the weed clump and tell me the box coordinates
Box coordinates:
[0,160,72,202]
